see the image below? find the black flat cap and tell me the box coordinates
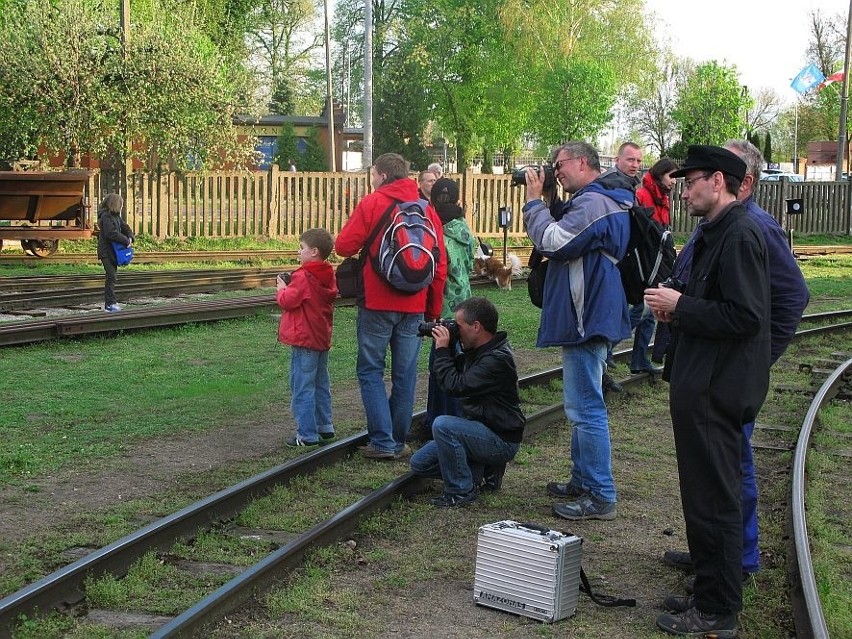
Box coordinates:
[671,145,747,182]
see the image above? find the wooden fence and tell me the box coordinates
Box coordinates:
[92,168,852,241]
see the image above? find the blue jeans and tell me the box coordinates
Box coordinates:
[410,416,520,495]
[289,347,333,442]
[562,339,617,503]
[356,307,422,454]
[628,303,656,371]
[742,420,759,573]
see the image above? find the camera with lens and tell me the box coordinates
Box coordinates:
[510,163,556,189]
[659,276,684,293]
[278,272,292,284]
[417,318,459,340]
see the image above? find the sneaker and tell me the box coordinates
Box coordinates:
[104,303,122,312]
[362,446,396,459]
[319,431,336,441]
[546,481,586,498]
[602,373,623,393]
[286,435,319,447]
[393,444,412,459]
[656,607,738,637]
[663,550,694,571]
[481,463,506,493]
[552,495,616,521]
[662,594,694,613]
[430,491,477,508]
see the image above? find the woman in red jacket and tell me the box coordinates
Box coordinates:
[637,158,679,228]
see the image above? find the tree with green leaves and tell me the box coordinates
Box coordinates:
[763,131,772,163]
[245,0,325,116]
[273,122,300,169]
[301,127,327,170]
[0,0,258,169]
[671,61,751,148]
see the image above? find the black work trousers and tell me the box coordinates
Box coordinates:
[102,258,118,307]
[671,396,743,616]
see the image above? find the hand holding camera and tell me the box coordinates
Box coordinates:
[418,318,459,348]
[644,278,683,322]
[277,272,291,289]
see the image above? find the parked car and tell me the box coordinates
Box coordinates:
[760,171,804,182]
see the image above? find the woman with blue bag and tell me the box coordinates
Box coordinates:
[96,193,135,312]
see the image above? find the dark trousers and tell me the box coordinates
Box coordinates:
[424,341,461,430]
[671,396,743,616]
[102,259,117,307]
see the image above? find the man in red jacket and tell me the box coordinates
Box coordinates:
[335,153,447,459]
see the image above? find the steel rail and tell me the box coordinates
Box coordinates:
[0,319,848,636]
[789,358,852,639]
[0,243,849,266]
[0,363,570,638]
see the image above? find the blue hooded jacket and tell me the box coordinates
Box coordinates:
[523,174,632,347]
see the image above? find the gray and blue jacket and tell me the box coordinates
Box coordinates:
[523,174,633,347]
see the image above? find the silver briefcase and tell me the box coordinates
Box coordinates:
[473,520,583,623]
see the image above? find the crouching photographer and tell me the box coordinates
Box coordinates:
[410,297,526,508]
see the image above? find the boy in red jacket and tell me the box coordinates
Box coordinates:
[277,228,339,447]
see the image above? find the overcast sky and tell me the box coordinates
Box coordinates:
[642,0,850,102]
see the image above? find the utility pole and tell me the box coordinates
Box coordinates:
[363,0,373,168]
[323,0,336,172]
[836,0,852,181]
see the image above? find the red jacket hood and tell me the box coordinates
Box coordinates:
[301,260,336,293]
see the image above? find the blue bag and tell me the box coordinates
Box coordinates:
[111,241,134,266]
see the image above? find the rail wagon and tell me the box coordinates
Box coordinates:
[0,170,92,257]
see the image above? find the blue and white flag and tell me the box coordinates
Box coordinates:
[791,63,825,94]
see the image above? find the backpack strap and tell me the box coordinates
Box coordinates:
[360,199,399,266]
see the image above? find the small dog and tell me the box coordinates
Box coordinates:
[473,253,522,290]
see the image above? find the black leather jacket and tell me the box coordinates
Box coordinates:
[432,331,525,443]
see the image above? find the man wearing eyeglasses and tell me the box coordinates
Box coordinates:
[523,141,632,522]
[644,145,771,637]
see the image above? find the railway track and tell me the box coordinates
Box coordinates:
[0,324,849,638]
[0,243,849,266]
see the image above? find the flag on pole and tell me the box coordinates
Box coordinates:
[817,70,845,91]
[791,63,825,94]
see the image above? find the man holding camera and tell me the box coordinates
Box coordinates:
[409,297,525,508]
[522,141,632,521]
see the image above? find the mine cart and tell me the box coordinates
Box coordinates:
[0,170,93,257]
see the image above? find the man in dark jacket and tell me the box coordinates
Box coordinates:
[96,193,134,312]
[645,145,771,638]
[410,297,525,508]
[660,140,810,588]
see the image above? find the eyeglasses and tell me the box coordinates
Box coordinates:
[683,173,715,190]
[554,157,579,172]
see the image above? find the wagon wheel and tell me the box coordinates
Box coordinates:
[26,239,59,257]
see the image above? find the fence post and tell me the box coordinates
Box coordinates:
[268,164,280,237]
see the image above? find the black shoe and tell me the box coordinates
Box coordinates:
[552,495,616,521]
[602,373,623,393]
[319,431,336,441]
[663,550,694,571]
[605,355,617,368]
[481,463,506,493]
[430,491,478,508]
[662,594,694,613]
[656,607,738,637]
[546,481,586,498]
[631,363,664,375]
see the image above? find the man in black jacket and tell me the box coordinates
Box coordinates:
[644,145,771,638]
[410,296,525,508]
